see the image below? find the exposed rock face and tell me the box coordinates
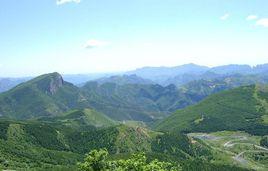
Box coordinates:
[49,73,64,95]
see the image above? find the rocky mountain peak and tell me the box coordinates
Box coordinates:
[48,72,64,95]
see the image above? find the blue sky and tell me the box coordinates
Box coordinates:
[0,0,268,77]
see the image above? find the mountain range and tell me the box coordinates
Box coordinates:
[0,72,198,121]
[1,63,268,92]
[1,64,268,170]
[0,77,30,93]
[1,67,268,123]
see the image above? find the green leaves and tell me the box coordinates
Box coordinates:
[78,149,182,171]
[78,149,109,171]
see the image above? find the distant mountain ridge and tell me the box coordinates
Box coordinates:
[0,77,30,93]
[1,63,268,92]
[126,63,209,82]
[0,73,196,121]
[127,63,268,86]
[94,74,154,85]
[1,70,268,122]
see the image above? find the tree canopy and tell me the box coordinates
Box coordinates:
[78,149,182,171]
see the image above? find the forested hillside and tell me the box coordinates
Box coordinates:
[156,85,268,135]
[0,119,220,170]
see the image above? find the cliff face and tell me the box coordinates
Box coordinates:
[31,72,64,95]
[0,72,82,119]
[48,73,64,95]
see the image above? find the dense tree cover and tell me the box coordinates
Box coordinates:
[78,149,182,171]
[0,119,161,169]
[0,118,256,170]
[151,133,194,159]
[0,122,9,140]
[260,136,268,148]
[40,108,117,129]
[156,85,268,136]
[78,149,252,171]
[66,126,119,154]
[1,72,267,170]
[0,118,220,170]
[0,120,155,155]
[0,138,82,170]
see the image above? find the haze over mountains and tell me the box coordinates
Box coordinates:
[0,77,30,93]
[2,0,268,169]
[1,63,268,170]
[1,63,268,92]
[1,63,268,122]
[0,72,196,121]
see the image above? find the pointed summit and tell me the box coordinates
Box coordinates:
[21,72,64,95]
[0,72,82,119]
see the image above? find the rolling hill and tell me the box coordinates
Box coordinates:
[155,84,268,136]
[40,108,117,129]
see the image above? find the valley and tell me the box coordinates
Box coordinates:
[0,64,268,170]
[1,1,268,170]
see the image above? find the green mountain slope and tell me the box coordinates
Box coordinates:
[0,73,88,119]
[0,118,214,170]
[82,82,195,121]
[41,108,117,129]
[0,77,29,93]
[156,85,268,135]
[180,73,268,101]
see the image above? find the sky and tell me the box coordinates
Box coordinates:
[0,0,268,77]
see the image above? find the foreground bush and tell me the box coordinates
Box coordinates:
[78,149,181,171]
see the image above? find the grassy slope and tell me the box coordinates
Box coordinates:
[156,85,268,135]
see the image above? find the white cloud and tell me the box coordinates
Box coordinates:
[256,18,268,27]
[56,0,81,5]
[84,39,109,49]
[246,15,258,21]
[220,13,230,20]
